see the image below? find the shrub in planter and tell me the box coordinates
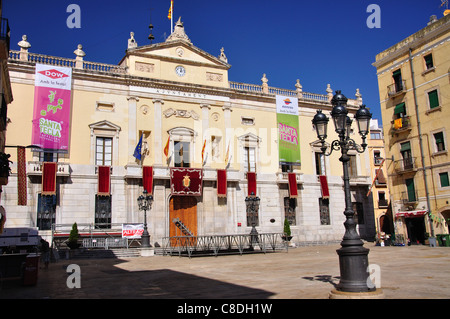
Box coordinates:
[67,222,80,249]
[282,219,293,241]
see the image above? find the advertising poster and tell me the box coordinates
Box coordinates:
[276,95,301,165]
[32,64,72,152]
[122,224,144,239]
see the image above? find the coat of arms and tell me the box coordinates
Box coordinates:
[182,174,191,188]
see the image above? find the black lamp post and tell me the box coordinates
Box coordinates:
[245,192,260,245]
[312,90,376,293]
[137,189,153,248]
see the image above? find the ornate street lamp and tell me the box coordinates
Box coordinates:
[137,189,153,248]
[312,90,378,294]
[245,192,260,245]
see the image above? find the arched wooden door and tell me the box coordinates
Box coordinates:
[169,196,197,238]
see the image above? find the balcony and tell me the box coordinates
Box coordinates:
[387,80,406,98]
[394,157,417,174]
[401,191,418,205]
[27,161,70,177]
[374,157,384,166]
[391,116,412,133]
[378,199,389,208]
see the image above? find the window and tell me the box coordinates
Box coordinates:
[424,54,434,70]
[428,90,440,109]
[96,137,112,166]
[370,132,382,139]
[393,69,403,92]
[39,152,57,162]
[174,141,190,167]
[348,155,357,178]
[315,152,326,175]
[440,172,450,187]
[284,197,296,226]
[405,178,416,202]
[394,102,406,119]
[244,146,256,172]
[378,192,388,208]
[374,151,382,165]
[400,141,413,170]
[352,202,364,224]
[433,132,446,152]
[37,194,56,230]
[95,195,112,229]
[319,198,330,225]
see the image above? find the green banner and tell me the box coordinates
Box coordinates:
[276,96,301,165]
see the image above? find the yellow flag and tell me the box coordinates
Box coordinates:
[394,118,402,129]
[168,0,173,20]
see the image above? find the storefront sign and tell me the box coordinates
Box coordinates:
[32,64,72,152]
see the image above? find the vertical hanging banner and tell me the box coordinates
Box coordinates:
[32,64,72,152]
[276,95,301,165]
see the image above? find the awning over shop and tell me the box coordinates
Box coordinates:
[395,210,427,218]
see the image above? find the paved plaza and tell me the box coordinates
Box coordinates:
[1,244,450,300]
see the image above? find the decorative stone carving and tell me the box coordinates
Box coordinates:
[128,32,138,49]
[163,108,199,120]
[135,62,155,73]
[219,47,228,63]
[206,72,223,82]
[262,74,269,94]
[166,17,192,44]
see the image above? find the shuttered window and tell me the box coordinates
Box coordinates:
[428,90,439,109]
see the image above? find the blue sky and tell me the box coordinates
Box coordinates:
[3,0,448,124]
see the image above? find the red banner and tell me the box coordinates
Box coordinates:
[98,166,111,196]
[217,169,227,198]
[17,147,27,206]
[143,166,153,195]
[42,162,57,195]
[288,173,298,198]
[247,172,256,196]
[170,168,203,196]
[319,175,330,199]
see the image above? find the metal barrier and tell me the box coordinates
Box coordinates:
[82,237,128,249]
[162,233,287,258]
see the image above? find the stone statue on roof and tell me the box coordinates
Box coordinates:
[166,17,192,44]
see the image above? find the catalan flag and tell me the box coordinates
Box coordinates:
[201,139,206,164]
[168,0,173,20]
[164,136,170,158]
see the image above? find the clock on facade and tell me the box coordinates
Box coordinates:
[175,65,186,77]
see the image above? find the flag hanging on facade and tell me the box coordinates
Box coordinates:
[133,134,143,161]
[201,139,206,164]
[224,140,230,166]
[164,136,170,158]
[168,0,173,19]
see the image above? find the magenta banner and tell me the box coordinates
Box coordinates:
[32,64,72,152]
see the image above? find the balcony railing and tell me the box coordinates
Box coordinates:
[394,157,417,173]
[374,157,384,165]
[378,199,389,208]
[401,191,418,204]
[27,161,70,177]
[387,80,406,97]
[391,116,411,132]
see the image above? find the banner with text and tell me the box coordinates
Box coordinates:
[32,64,72,152]
[276,95,301,165]
[122,224,144,239]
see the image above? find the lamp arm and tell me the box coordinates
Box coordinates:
[321,139,341,157]
[347,138,367,154]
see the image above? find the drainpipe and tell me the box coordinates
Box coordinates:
[408,48,434,237]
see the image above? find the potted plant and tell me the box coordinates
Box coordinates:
[67,222,80,249]
[282,218,293,242]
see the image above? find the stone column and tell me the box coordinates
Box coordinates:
[127,96,139,163]
[153,99,164,165]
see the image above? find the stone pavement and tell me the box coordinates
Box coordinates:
[1,244,450,300]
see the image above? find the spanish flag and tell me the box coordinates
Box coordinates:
[168,0,173,20]
[201,139,206,164]
[164,136,170,158]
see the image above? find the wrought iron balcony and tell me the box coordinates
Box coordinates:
[401,191,418,204]
[387,80,406,98]
[393,157,417,174]
[391,116,412,132]
[378,199,389,208]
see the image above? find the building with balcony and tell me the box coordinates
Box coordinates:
[367,119,392,243]
[3,18,376,247]
[373,13,450,245]
[0,0,12,234]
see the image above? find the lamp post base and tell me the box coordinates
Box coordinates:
[329,288,384,299]
[141,232,151,248]
[336,242,374,292]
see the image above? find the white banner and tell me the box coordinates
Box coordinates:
[122,224,144,238]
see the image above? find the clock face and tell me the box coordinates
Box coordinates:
[175,65,186,77]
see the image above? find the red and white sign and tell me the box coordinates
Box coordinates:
[122,224,144,238]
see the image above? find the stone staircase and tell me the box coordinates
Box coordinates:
[57,248,142,260]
